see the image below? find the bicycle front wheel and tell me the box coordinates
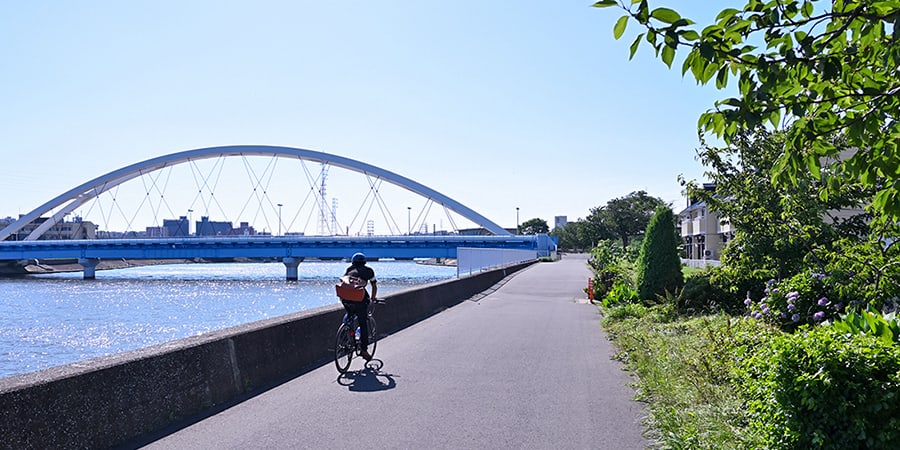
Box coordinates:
[334,323,354,373]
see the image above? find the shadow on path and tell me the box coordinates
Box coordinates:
[336,359,397,392]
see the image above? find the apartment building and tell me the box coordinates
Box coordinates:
[678,199,733,261]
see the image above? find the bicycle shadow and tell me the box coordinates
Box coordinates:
[336,359,397,392]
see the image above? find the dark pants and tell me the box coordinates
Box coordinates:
[341,298,370,348]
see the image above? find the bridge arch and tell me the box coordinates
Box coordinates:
[0,145,510,240]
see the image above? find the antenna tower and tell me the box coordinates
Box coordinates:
[331,198,339,235]
[317,164,330,235]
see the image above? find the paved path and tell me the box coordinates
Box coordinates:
[141,254,649,449]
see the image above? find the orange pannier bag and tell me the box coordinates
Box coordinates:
[335,275,367,302]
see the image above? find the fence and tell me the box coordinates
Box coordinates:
[457,247,538,277]
[681,258,722,269]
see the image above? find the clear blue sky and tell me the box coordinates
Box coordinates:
[0,1,734,234]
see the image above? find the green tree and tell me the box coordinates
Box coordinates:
[587,191,667,250]
[595,0,900,221]
[551,219,593,250]
[636,206,684,301]
[684,130,870,292]
[518,217,549,235]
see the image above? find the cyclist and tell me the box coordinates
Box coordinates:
[342,252,377,360]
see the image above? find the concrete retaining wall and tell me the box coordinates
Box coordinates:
[0,261,534,449]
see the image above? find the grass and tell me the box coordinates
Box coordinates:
[601,305,777,449]
[681,265,707,278]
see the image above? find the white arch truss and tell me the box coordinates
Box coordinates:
[0,145,510,241]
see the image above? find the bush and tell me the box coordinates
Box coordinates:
[588,240,636,300]
[744,270,845,331]
[602,279,638,307]
[636,207,683,302]
[738,326,900,449]
[678,271,730,315]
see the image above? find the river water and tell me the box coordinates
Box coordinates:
[0,261,455,379]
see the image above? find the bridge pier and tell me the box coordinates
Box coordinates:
[282,257,302,281]
[78,258,101,280]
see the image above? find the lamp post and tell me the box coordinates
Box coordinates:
[407,206,411,235]
[187,209,193,237]
[277,203,283,236]
[516,207,520,235]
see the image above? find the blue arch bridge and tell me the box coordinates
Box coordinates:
[0,145,556,279]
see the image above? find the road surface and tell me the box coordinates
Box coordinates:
[140,253,649,449]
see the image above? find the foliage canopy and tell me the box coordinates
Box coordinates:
[587,190,667,249]
[518,217,549,235]
[595,0,900,221]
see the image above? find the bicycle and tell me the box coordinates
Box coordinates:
[334,299,385,373]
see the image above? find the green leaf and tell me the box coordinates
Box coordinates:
[680,30,700,41]
[768,108,781,128]
[715,66,729,88]
[629,33,644,59]
[661,45,675,67]
[806,153,821,178]
[715,8,741,21]
[614,15,629,39]
[592,0,619,8]
[681,50,695,75]
[651,7,681,24]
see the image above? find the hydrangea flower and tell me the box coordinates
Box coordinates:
[787,303,795,311]
[791,314,800,322]
[817,297,828,306]
[813,311,825,321]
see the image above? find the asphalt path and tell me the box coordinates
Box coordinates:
[141,253,649,449]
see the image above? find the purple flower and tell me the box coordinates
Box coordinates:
[780,312,787,319]
[787,303,795,311]
[744,298,752,306]
[761,305,771,314]
[834,303,843,310]
[787,291,800,300]
[792,314,801,322]
[817,297,828,306]
[752,312,763,320]
[813,311,825,321]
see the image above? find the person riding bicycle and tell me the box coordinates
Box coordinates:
[342,252,377,360]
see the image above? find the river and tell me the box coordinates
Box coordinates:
[0,260,455,379]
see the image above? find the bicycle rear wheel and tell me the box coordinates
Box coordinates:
[365,316,378,358]
[334,323,354,373]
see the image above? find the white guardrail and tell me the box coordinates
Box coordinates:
[457,247,538,277]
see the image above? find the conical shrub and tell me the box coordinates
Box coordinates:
[636,206,684,301]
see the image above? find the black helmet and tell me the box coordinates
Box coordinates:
[351,252,366,264]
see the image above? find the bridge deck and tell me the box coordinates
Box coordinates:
[0,235,554,262]
[137,254,648,449]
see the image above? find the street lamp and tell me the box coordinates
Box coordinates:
[407,206,411,235]
[516,207,520,235]
[277,203,283,236]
